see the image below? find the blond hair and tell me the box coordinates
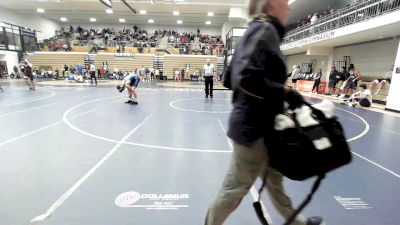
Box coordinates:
[248,0,269,19]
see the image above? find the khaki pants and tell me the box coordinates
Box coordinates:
[205,138,307,225]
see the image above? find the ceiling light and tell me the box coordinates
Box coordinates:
[90,18,97,22]
[139,10,147,15]
[36,8,45,13]
[173,11,180,16]
[99,0,112,8]
[205,21,211,25]
[148,19,154,23]
[106,9,113,14]
[119,18,126,23]
[60,17,67,22]
[177,20,182,24]
[207,12,214,16]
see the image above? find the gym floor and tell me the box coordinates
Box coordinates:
[0,80,399,225]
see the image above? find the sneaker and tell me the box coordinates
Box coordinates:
[306,216,325,225]
[338,94,345,99]
[205,95,209,98]
[0,88,3,92]
[210,95,214,98]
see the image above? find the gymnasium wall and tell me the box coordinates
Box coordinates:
[286,53,330,80]
[0,50,19,74]
[333,37,400,77]
[284,37,400,81]
[0,7,60,41]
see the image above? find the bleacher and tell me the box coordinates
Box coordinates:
[93,54,154,72]
[357,78,390,103]
[27,52,221,80]
[163,55,218,80]
[27,53,87,71]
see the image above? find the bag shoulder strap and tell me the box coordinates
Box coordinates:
[254,174,325,225]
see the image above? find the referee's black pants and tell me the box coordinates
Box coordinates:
[90,71,97,85]
[205,76,213,97]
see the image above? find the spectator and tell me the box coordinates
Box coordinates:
[100,66,105,79]
[174,69,180,81]
[310,13,318,25]
[63,64,69,76]
[311,68,322,93]
[13,65,19,76]
[336,67,349,96]
[290,65,301,88]
[349,84,372,107]
[339,65,361,99]
[327,66,340,95]
[77,64,84,75]
[155,68,160,80]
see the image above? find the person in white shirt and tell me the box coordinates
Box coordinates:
[174,69,180,81]
[155,68,160,80]
[90,63,97,85]
[290,65,301,88]
[310,13,318,24]
[203,58,216,98]
[350,84,372,107]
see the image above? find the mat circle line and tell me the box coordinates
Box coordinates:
[169,98,231,114]
[0,90,56,106]
[63,97,369,153]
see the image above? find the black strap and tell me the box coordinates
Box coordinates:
[253,172,270,225]
[254,174,325,225]
[302,101,327,121]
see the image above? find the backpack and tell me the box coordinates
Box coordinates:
[254,101,352,225]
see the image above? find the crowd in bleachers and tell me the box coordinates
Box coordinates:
[291,0,400,32]
[295,6,336,29]
[41,25,224,55]
[47,63,175,83]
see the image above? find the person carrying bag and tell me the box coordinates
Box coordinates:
[254,100,352,225]
[206,1,332,225]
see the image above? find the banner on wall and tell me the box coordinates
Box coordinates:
[295,80,327,94]
[22,28,36,37]
[281,31,336,50]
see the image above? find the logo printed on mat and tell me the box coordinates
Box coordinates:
[115,191,189,210]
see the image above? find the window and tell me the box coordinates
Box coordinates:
[5,26,22,51]
[0,28,6,49]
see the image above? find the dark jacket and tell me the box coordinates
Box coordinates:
[228,16,287,146]
[340,71,350,81]
[329,70,340,82]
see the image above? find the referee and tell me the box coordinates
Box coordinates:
[203,58,216,98]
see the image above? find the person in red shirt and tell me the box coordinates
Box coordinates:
[100,66,105,79]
